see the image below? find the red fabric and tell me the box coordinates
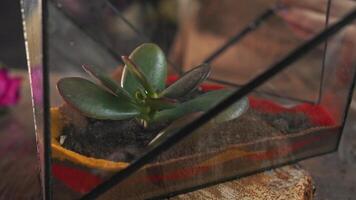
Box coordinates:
[52,164,102,193]
[54,76,336,193]
[166,75,179,85]
[248,97,335,126]
[168,75,335,126]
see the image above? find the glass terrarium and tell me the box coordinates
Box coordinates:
[21,0,356,199]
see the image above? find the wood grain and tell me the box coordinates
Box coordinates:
[172,165,313,200]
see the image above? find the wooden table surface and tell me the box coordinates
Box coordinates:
[172,165,313,200]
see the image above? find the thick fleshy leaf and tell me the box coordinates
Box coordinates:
[121,43,167,95]
[57,77,140,120]
[213,97,249,123]
[82,65,133,102]
[153,90,249,123]
[121,56,155,96]
[160,64,211,98]
[148,112,202,148]
[146,97,177,111]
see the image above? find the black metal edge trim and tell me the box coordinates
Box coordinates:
[336,64,356,151]
[317,0,332,104]
[43,0,52,199]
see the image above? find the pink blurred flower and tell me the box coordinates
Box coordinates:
[0,68,21,106]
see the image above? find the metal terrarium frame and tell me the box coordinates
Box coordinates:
[21,0,356,199]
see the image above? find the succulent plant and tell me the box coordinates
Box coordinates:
[58,43,249,141]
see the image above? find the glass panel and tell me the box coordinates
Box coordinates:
[22,0,356,198]
[320,18,356,123]
[95,6,356,198]
[179,0,328,103]
[21,0,47,199]
[50,0,182,74]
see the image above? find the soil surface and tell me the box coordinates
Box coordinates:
[153,109,313,162]
[61,106,313,163]
[62,119,168,162]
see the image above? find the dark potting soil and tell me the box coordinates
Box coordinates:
[61,107,314,163]
[153,109,313,162]
[61,118,168,162]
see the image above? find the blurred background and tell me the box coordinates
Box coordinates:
[0,0,26,68]
[1,0,356,199]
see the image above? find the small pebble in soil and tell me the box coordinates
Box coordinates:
[59,135,66,145]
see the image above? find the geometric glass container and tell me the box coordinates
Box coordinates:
[21,0,356,199]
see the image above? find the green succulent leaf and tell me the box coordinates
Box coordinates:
[153,90,249,123]
[213,96,249,123]
[148,112,202,148]
[82,64,133,102]
[57,77,140,120]
[121,43,167,96]
[146,97,177,111]
[160,64,211,98]
[148,91,249,148]
[121,56,155,96]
